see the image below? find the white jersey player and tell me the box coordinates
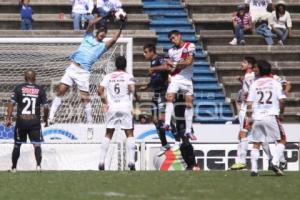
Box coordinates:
[97,56,136,171]
[247,60,286,176]
[164,30,196,140]
[231,57,256,170]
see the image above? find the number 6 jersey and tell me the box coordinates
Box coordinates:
[247,76,286,120]
[100,71,135,111]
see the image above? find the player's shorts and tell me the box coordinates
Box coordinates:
[60,63,90,92]
[14,119,43,144]
[252,116,284,143]
[152,91,167,119]
[167,78,193,95]
[106,110,133,130]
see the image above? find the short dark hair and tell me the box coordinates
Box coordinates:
[115,56,127,70]
[143,44,156,53]
[168,30,181,38]
[257,60,272,76]
[96,27,107,35]
[244,56,256,67]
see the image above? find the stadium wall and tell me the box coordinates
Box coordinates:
[1,124,299,171]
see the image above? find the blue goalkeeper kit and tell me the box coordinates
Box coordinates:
[70,32,107,72]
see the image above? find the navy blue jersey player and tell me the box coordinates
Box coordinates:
[142,44,171,155]
[6,70,49,172]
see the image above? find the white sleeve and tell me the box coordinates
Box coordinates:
[247,83,256,102]
[286,12,292,28]
[275,82,286,100]
[128,74,135,85]
[245,0,251,4]
[188,43,196,57]
[100,75,109,87]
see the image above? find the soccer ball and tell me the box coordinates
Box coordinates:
[114,9,126,21]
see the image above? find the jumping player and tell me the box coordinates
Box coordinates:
[142,44,172,155]
[164,30,196,140]
[6,70,49,172]
[48,16,125,124]
[97,56,136,170]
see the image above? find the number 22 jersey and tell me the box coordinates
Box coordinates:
[247,76,286,120]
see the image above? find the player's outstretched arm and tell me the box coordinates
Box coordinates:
[105,20,125,50]
[86,16,103,33]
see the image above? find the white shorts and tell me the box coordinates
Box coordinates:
[167,78,193,95]
[252,116,284,143]
[106,110,133,130]
[60,63,90,92]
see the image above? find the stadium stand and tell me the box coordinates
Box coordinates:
[143,0,234,123]
[186,0,300,122]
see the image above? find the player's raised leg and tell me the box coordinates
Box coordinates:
[49,83,69,124]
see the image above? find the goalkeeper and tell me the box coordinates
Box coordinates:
[49,16,126,124]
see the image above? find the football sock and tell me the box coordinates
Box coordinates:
[12,144,21,169]
[272,143,285,166]
[279,144,286,163]
[184,107,193,134]
[251,148,259,173]
[165,102,174,126]
[49,97,62,120]
[34,146,42,166]
[84,102,93,123]
[157,120,167,146]
[180,142,196,168]
[99,137,110,164]
[262,142,272,160]
[126,137,135,164]
[239,138,248,164]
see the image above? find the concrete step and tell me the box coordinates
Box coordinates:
[207,45,300,63]
[192,13,300,31]
[199,30,300,46]
[185,0,300,14]
[0,30,157,46]
[0,0,143,14]
[214,61,300,77]
[0,14,150,30]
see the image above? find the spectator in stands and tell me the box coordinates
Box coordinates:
[71,0,94,30]
[255,4,275,45]
[229,5,252,45]
[245,0,273,26]
[96,0,122,29]
[270,0,293,46]
[19,0,33,30]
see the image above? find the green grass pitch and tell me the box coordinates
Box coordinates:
[1,171,300,200]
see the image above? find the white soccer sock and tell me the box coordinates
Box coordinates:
[251,148,259,173]
[49,97,62,120]
[239,138,248,164]
[272,143,285,166]
[165,102,174,126]
[84,102,93,123]
[279,144,286,163]
[99,137,110,164]
[184,107,193,133]
[126,137,135,164]
[262,142,272,160]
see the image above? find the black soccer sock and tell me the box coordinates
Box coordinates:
[157,120,168,146]
[12,144,21,169]
[180,142,196,169]
[34,146,42,166]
